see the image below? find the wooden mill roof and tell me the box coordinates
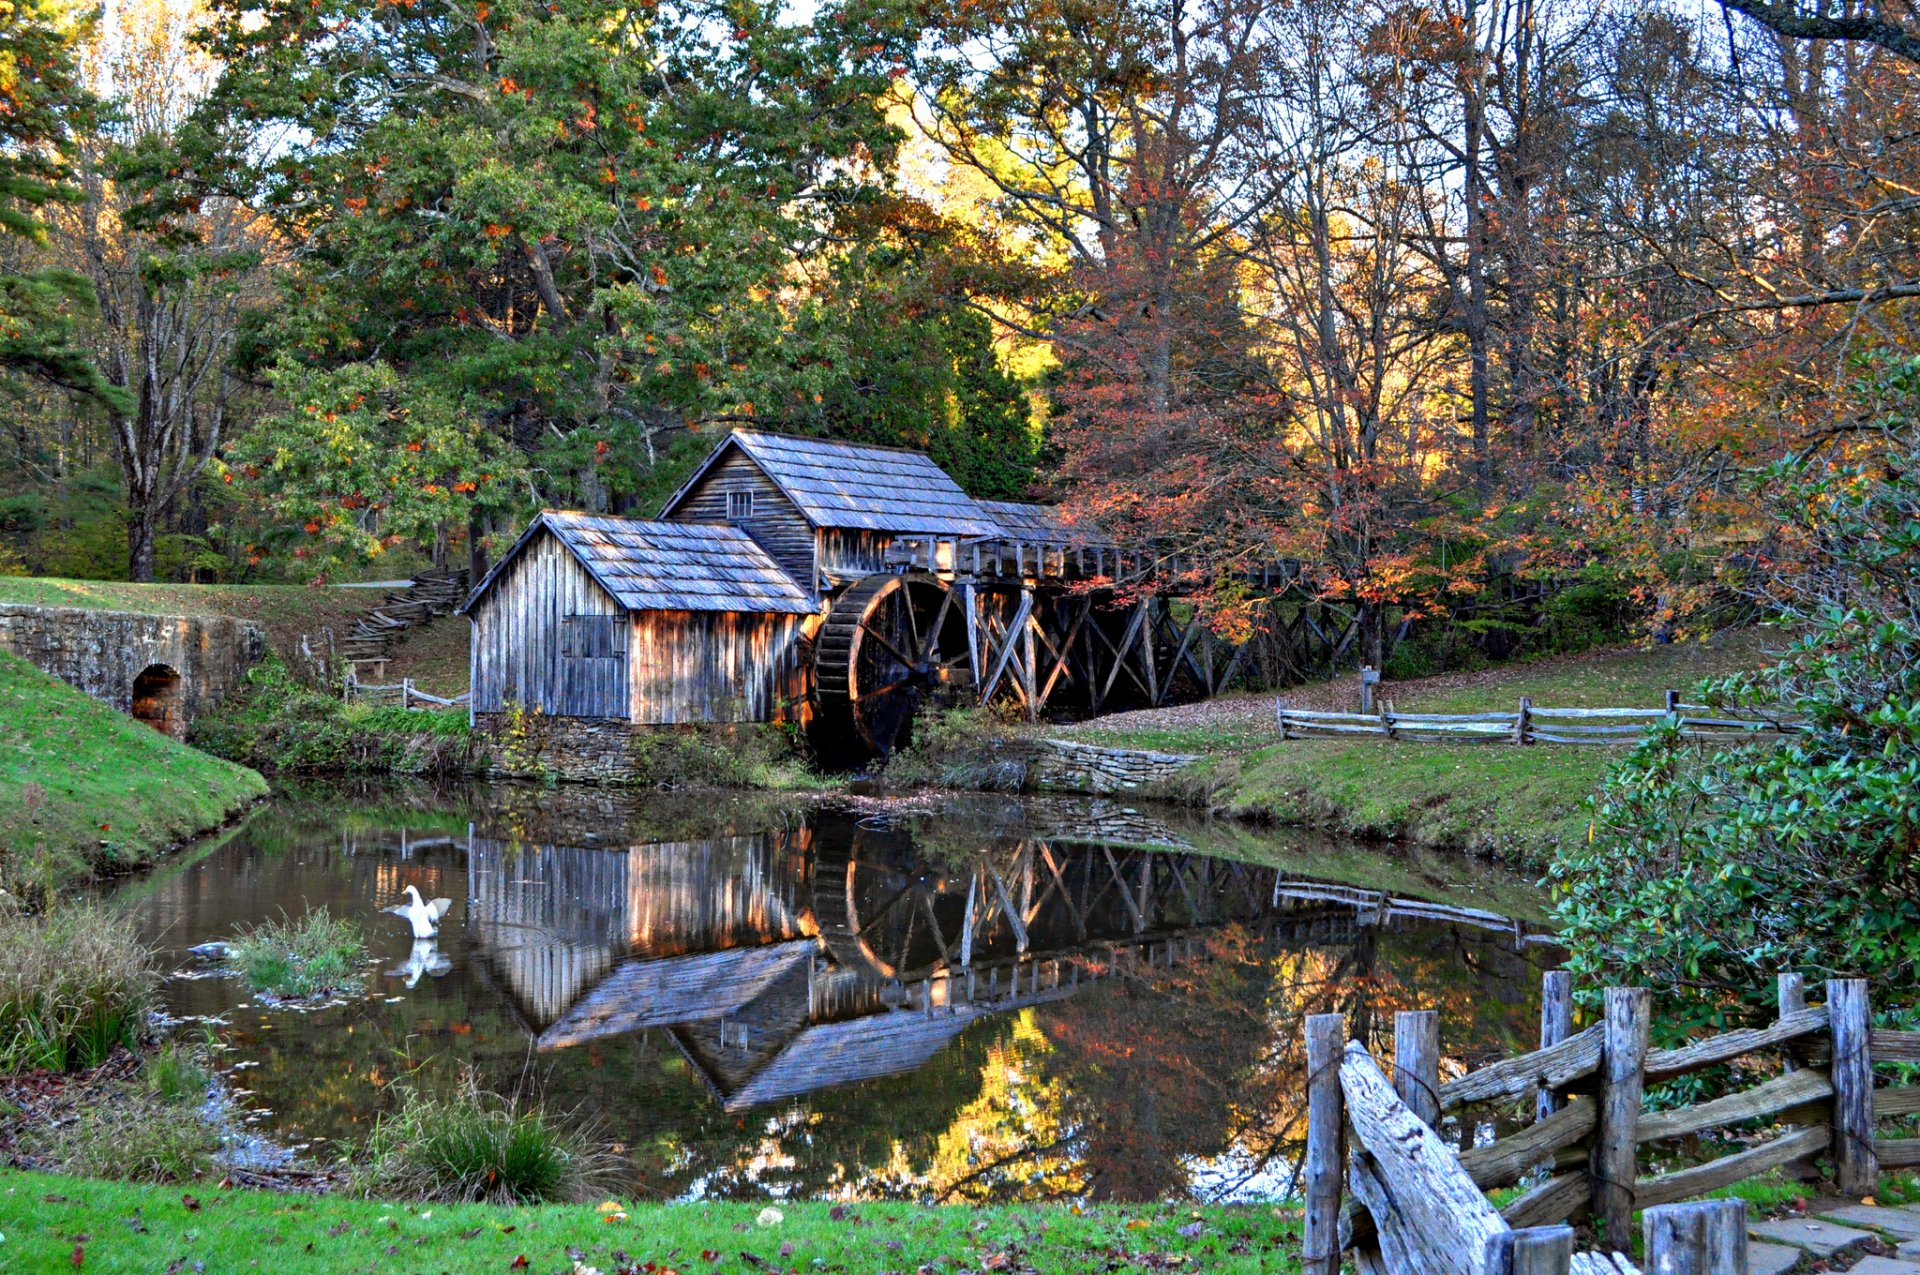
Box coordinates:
[461,511,816,616]
[664,430,1004,537]
[977,500,1112,547]
[536,940,817,1050]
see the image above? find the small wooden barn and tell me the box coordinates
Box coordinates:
[462,511,816,724]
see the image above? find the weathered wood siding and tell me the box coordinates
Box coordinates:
[471,530,629,718]
[630,609,811,724]
[666,450,816,590]
[817,529,894,581]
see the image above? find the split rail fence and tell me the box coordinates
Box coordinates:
[1276,691,1801,746]
[1304,973,1920,1273]
[343,674,471,711]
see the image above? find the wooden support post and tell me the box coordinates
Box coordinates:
[1779,972,1806,1072]
[1302,1013,1346,1275]
[1664,688,1680,714]
[1591,986,1650,1253]
[1359,664,1379,714]
[1483,1227,1573,1275]
[1538,971,1574,1122]
[1642,1200,1747,1275]
[1394,1009,1440,1129]
[1275,699,1290,740]
[1829,977,1876,1195]
[1515,695,1533,745]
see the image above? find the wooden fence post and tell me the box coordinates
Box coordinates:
[1779,973,1806,1072]
[1360,664,1380,714]
[1483,1227,1573,1275]
[1302,1013,1346,1275]
[1394,1009,1440,1129]
[1643,1200,1746,1274]
[1275,699,1289,740]
[1514,696,1532,745]
[1664,688,1679,714]
[1829,978,1877,1195]
[1592,986,1651,1253]
[1538,971,1574,1122]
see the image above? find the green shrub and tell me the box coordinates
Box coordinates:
[231,906,365,1000]
[887,707,1033,790]
[356,1078,616,1204]
[27,1092,221,1182]
[625,722,816,789]
[192,656,470,775]
[1554,369,1920,1035]
[0,905,156,1072]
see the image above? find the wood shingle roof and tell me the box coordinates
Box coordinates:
[462,511,817,616]
[977,499,1112,547]
[666,429,1004,536]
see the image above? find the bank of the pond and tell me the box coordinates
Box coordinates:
[1051,633,1776,869]
[0,1170,1294,1273]
[0,651,266,898]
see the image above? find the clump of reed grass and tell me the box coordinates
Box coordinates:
[0,903,156,1072]
[142,1037,215,1105]
[356,1075,618,1204]
[26,1091,221,1182]
[231,906,364,999]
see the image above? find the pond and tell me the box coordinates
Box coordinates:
[107,783,1562,1204]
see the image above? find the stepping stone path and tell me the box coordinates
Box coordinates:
[1749,1199,1920,1271]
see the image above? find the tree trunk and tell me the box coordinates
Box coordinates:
[127,503,158,582]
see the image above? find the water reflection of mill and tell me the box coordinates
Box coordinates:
[466,809,1551,1114]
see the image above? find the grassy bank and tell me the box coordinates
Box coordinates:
[0,652,266,898]
[1061,631,1775,867]
[0,1170,1294,1273]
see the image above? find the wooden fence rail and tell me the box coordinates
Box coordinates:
[344,675,471,710]
[1305,973,1910,1273]
[1275,691,1801,746]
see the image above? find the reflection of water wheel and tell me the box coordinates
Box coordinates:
[811,841,960,980]
[814,572,972,759]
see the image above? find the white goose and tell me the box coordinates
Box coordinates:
[386,884,454,938]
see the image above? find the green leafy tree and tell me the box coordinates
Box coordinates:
[154,0,932,545]
[219,359,526,576]
[1552,356,1920,1034]
[0,0,122,407]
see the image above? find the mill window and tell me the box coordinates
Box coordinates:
[560,614,626,659]
[727,489,754,521]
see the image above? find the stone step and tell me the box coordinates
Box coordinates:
[1844,1258,1920,1274]
[1749,1242,1802,1275]
[1813,1201,1920,1241]
[1750,1216,1875,1258]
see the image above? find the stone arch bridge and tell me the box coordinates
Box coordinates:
[0,603,264,739]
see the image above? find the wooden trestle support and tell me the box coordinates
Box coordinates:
[809,531,1391,754]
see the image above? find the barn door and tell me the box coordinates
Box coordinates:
[559,614,630,717]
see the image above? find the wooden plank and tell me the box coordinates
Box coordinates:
[1634,1126,1828,1209]
[1870,1028,1920,1061]
[1395,1010,1440,1129]
[1642,1200,1747,1275]
[1642,1007,1828,1080]
[1780,974,1806,1072]
[1527,707,1668,720]
[1460,1098,1597,1190]
[1878,1085,1920,1118]
[1592,987,1650,1253]
[1634,1067,1831,1143]
[1829,978,1876,1195]
[1876,1137,1920,1168]
[1302,1014,1345,1275]
[1500,1171,1590,1230]
[1338,1044,1506,1275]
[1438,1024,1604,1111]
[1539,971,1574,1122]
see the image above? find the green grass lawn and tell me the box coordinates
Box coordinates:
[1068,630,1783,868]
[0,652,267,898]
[0,1170,1298,1274]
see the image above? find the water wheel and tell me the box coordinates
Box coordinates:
[813,572,973,759]
[810,839,963,980]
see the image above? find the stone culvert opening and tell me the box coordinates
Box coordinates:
[131,664,186,739]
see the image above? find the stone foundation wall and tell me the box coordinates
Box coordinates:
[0,603,265,738]
[471,712,639,781]
[1027,738,1204,795]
